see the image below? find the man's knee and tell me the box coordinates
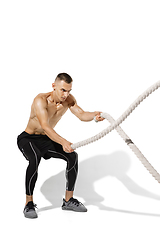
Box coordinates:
[72,151,78,163]
[68,151,78,169]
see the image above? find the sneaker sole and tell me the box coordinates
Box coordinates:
[24,211,38,219]
[62,206,87,212]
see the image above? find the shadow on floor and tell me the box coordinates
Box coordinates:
[38,151,160,217]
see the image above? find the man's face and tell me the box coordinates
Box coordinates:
[53,80,72,102]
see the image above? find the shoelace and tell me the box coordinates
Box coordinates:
[70,198,81,206]
[34,204,38,209]
[26,202,38,211]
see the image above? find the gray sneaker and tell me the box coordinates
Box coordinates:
[23,201,38,219]
[62,197,87,212]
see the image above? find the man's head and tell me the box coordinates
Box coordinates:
[55,73,73,84]
[52,73,73,102]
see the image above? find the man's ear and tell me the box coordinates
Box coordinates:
[52,83,56,90]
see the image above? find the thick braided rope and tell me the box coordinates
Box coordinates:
[104,113,160,183]
[71,80,160,150]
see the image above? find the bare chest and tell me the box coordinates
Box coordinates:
[47,103,68,123]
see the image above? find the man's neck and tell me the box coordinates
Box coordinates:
[49,91,62,105]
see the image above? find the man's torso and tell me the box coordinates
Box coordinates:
[25,92,73,135]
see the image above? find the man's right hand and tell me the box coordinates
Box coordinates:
[61,139,74,153]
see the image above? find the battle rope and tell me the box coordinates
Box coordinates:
[71,80,160,183]
[71,80,160,149]
[102,113,160,183]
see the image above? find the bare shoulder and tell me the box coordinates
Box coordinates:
[67,94,77,108]
[33,93,50,109]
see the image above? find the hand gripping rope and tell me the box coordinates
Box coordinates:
[71,80,160,183]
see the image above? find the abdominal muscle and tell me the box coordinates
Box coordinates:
[25,106,67,135]
[25,118,46,135]
[25,115,62,135]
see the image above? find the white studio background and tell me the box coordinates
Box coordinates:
[1,0,160,239]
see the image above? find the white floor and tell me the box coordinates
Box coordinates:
[1,1,160,239]
[2,125,160,240]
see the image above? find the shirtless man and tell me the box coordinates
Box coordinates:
[17,73,104,218]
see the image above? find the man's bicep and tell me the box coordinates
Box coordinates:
[34,98,49,126]
[68,94,83,116]
[70,103,84,119]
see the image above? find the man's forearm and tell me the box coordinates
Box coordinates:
[42,123,66,145]
[79,111,98,122]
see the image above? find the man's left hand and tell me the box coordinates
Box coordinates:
[94,112,105,122]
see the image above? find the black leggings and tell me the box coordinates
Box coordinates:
[17,132,78,196]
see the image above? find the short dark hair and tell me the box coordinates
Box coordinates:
[55,73,73,84]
